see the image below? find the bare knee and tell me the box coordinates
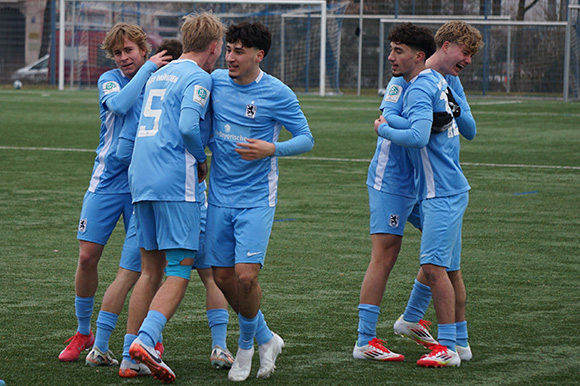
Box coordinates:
[78,243,103,270]
[213,268,235,291]
[236,271,258,290]
[421,264,447,284]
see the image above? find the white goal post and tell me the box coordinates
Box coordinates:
[58,0,329,95]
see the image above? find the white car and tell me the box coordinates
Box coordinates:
[11,54,49,83]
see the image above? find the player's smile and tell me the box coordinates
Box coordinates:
[445,42,473,76]
[121,62,135,72]
[225,41,263,85]
[113,37,146,79]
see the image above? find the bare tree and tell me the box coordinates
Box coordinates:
[516,0,541,20]
[559,0,568,21]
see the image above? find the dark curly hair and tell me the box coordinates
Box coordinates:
[226,21,272,57]
[387,23,436,59]
[156,39,183,61]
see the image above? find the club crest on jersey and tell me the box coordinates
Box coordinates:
[246,104,257,119]
[193,85,209,108]
[79,218,87,233]
[102,81,120,95]
[389,214,400,227]
[384,85,403,103]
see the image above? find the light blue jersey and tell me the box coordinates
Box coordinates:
[378,69,470,200]
[209,69,313,208]
[367,77,415,198]
[129,59,210,203]
[90,62,158,194]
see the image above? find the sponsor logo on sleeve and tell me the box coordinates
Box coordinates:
[193,85,209,108]
[384,85,403,103]
[102,81,120,95]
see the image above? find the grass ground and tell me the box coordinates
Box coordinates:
[0,89,579,385]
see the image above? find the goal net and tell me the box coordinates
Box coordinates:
[57,0,348,95]
[379,17,572,99]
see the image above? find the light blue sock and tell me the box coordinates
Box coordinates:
[456,320,469,347]
[402,280,432,323]
[437,323,456,352]
[95,310,118,352]
[207,308,229,349]
[123,334,137,361]
[238,314,258,350]
[357,304,380,347]
[254,310,273,346]
[75,295,94,335]
[138,310,167,348]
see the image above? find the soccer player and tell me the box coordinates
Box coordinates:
[393,21,483,363]
[374,22,474,367]
[355,21,483,363]
[353,33,433,364]
[126,13,225,384]
[85,38,180,372]
[58,22,170,363]
[205,21,314,381]
[115,38,233,378]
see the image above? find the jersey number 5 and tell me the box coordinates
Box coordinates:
[138,89,166,137]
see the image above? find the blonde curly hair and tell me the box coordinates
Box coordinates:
[435,21,484,55]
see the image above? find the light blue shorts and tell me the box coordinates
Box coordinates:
[368,187,420,236]
[119,214,141,272]
[193,199,209,269]
[77,191,132,245]
[408,202,422,230]
[419,192,468,271]
[205,204,275,268]
[133,201,200,252]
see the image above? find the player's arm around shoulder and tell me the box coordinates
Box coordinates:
[380,78,411,130]
[378,84,432,148]
[101,61,162,116]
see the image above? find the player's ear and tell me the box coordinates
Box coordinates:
[210,41,219,54]
[255,49,265,63]
[415,50,426,63]
[442,40,451,52]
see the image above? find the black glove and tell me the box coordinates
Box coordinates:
[431,112,453,134]
[446,88,461,118]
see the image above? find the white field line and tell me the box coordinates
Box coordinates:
[1,146,578,171]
